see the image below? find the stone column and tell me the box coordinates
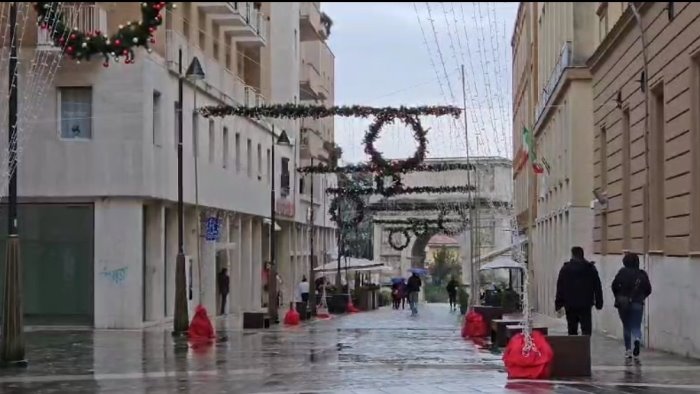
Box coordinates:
[252,218,263,311]
[144,203,165,322]
[200,212,217,315]
[240,216,253,311]
[231,215,243,314]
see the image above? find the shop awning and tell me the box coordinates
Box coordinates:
[479,256,525,271]
[262,218,282,231]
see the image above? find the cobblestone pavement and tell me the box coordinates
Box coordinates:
[0,303,699,393]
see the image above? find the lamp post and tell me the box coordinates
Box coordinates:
[173,49,205,336]
[268,126,291,323]
[308,158,316,316]
[1,2,26,367]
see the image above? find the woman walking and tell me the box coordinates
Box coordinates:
[612,253,652,362]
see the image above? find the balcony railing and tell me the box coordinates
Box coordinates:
[38,4,107,48]
[535,41,572,122]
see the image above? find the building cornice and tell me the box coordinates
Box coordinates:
[587,2,653,73]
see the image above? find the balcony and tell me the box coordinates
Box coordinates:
[165,30,264,109]
[299,2,326,41]
[535,41,572,123]
[37,4,107,50]
[196,2,267,47]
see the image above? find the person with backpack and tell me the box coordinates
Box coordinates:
[612,252,652,362]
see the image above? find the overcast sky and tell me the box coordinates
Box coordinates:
[321,2,518,164]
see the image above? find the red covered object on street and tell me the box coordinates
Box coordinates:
[284,303,300,325]
[462,310,488,338]
[502,331,553,379]
[188,305,215,342]
[346,299,360,313]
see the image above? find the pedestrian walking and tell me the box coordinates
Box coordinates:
[298,275,310,304]
[406,272,422,316]
[217,268,230,315]
[612,252,652,362]
[446,276,459,311]
[391,281,401,309]
[555,246,604,335]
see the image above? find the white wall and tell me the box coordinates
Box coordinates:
[93,199,143,329]
[593,254,700,359]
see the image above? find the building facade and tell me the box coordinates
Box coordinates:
[590,2,700,357]
[2,2,336,328]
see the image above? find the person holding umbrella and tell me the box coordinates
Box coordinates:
[406,271,422,316]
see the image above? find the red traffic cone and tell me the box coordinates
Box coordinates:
[283,302,300,326]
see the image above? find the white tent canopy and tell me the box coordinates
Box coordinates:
[314,256,387,273]
[479,256,525,271]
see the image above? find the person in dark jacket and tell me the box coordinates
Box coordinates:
[406,273,422,316]
[446,276,459,311]
[217,268,230,315]
[612,252,652,361]
[555,246,604,336]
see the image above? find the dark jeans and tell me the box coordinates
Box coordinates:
[565,306,592,335]
[618,302,644,350]
[448,291,457,307]
[219,293,228,315]
[301,293,309,303]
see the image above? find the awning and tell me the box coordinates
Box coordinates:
[479,256,525,271]
[353,265,394,273]
[262,218,282,231]
[314,257,385,273]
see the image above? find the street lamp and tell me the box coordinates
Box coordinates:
[268,126,291,323]
[1,2,26,367]
[173,49,205,336]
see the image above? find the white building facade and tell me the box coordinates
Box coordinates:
[8,2,336,328]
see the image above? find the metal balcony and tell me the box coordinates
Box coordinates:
[37,4,107,50]
[196,2,267,47]
[299,2,324,41]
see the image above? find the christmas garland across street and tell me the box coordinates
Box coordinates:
[326,185,475,198]
[198,103,462,119]
[297,162,474,174]
[34,2,173,65]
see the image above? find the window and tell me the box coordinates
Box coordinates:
[266,148,271,183]
[650,84,665,250]
[208,120,215,163]
[246,138,252,177]
[299,177,306,195]
[235,133,241,173]
[622,109,631,249]
[192,112,199,157]
[294,29,297,57]
[597,3,609,44]
[59,87,92,139]
[257,143,262,178]
[223,127,229,168]
[281,157,290,196]
[152,91,161,146]
[599,126,608,252]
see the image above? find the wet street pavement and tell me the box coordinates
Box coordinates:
[1,303,699,393]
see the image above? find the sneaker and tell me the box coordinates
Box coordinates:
[625,350,632,360]
[633,340,641,358]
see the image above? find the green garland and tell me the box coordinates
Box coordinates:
[198,103,462,119]
[326,185,475,198]
[34,2,172,65]
[297,162,474,174]
[363,113,426,173]
[328,194,365,229]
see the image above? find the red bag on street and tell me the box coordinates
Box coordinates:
[502,331,553,379]
[347,299,360,313]
[463,310,488,338]
[284,304,300,325]
[188,305,215,342]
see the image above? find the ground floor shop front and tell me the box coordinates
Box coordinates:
[0,198,335,328]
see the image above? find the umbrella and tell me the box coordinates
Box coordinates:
[407,268,428,276]
[390,277,404,284]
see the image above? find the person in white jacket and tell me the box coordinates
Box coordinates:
[298,276,310,304]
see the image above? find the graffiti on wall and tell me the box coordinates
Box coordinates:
[101,266,128,285]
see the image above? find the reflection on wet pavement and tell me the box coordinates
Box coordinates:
[0,304,698,393]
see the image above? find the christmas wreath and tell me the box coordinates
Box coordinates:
[388,229,411,251]
[328,194,365,228]
[363,113,427,174]
[34,2,173,65]
[374,173,404,197]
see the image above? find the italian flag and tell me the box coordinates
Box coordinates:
[522,127,544,174]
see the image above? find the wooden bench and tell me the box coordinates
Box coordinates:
[505,325,549,342]
[546,335,591,377]
[491,318,524,347]
[243,312,271,329]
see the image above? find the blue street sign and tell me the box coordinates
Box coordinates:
[205,217,220,241]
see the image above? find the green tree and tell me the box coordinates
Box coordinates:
[429,247,461,285]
